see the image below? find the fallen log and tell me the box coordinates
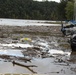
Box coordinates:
[12,61,37,73]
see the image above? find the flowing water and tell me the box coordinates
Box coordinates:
[0,18,60,26]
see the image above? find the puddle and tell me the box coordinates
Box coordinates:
[0,50,24,57]
[0,62,31,74]
[0,58,76,75]
[48,49,71,56]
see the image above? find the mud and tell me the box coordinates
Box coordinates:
[0,25,76,75]
[0,35,75,74]
[0,25,62,38]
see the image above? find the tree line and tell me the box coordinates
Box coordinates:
[0,0,74,20]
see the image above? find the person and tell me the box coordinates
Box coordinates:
[61,23,66,35]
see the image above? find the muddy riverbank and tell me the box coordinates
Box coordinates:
[0,25,62,38]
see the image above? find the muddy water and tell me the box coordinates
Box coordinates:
[0,19,60,26]
[0,36,76,75]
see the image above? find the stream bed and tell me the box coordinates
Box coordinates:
[0,35,76,75]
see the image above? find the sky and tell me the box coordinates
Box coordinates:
[35,0,60,3]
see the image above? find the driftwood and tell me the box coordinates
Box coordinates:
[0,55,31,62]
[12,61,37,73]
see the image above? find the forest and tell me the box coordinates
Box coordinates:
[0,0,74,20]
